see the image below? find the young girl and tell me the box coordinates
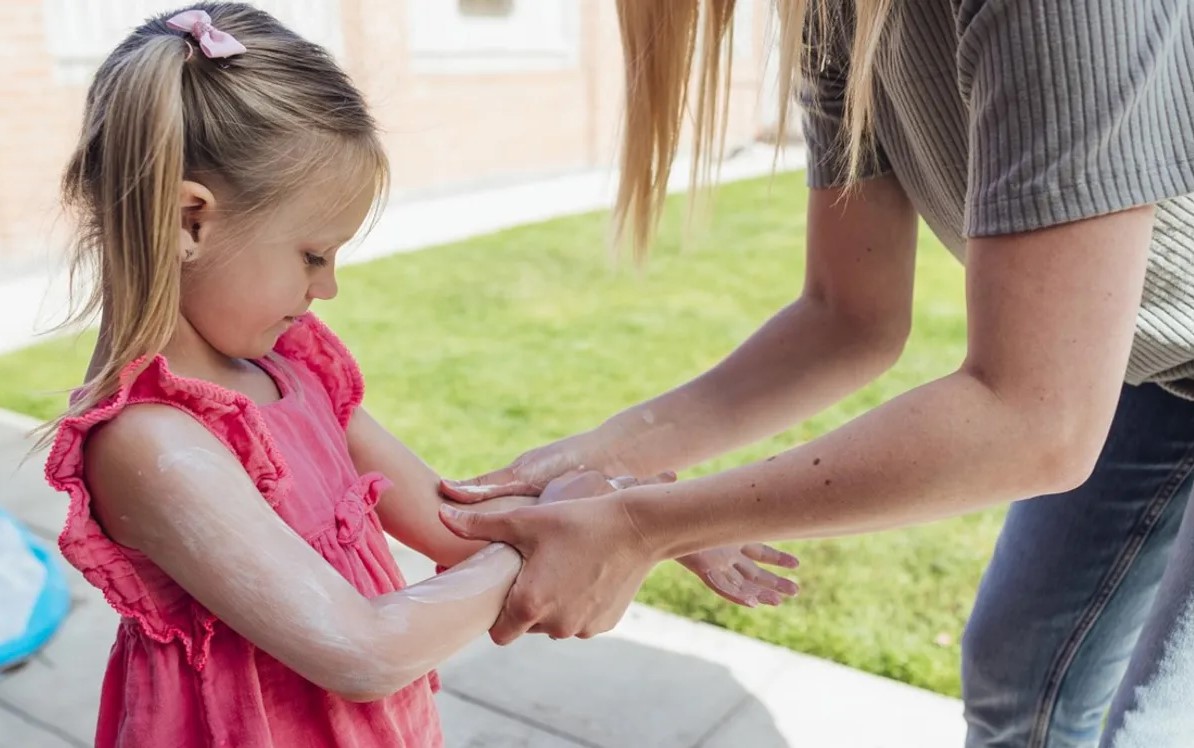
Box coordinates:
[40,5,799,746]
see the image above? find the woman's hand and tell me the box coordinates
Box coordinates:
[450,461,800,611]
[552,473,802,610]
[438,489,661,644]
[439,469,800,643]
[676,544,799,607]
[439,430,626,503]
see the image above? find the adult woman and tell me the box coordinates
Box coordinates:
[442,1,1194,745]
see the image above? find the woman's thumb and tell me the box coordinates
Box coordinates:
[439,505,507,542]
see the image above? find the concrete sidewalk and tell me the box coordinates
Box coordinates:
[0,409,965,748]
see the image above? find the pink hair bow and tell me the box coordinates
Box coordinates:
[166,9,247,59]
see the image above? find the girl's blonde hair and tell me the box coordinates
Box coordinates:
[613,0,893,259]
[36,3,387,450]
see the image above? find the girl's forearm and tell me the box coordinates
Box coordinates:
[341,543,521,700]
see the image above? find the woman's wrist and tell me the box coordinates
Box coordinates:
[613,482,704,563]
[595,405,680,476]
[600,381,732,478]
[613,461,783,561]
[578,416,638,473]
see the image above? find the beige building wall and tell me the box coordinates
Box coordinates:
[0,0,777,262]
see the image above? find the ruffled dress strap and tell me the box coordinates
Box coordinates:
[272,313,364,429]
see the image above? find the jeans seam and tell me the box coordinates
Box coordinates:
[1026,448,1194,748]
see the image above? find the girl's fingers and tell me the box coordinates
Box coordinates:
[439,476,538,502]
[607,471,677,490]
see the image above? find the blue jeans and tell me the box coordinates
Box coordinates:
[962,383,1194,748]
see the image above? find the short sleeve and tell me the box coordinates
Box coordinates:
[799,9,892,189]
[957,0,1194,236]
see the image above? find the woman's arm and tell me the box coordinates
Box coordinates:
[607,177,920,475]
[347,406,799,608]
[87,405,520,701]
[635,206,1153,550]
[439,205,1154,643]
[346,407,534,567]
[445,175,919,496]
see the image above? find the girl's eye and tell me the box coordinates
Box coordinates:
[303,251,328,268]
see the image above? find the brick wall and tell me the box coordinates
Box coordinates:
[0,0,86,264]
[0,0,774,262]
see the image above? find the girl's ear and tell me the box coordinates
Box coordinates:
[179,180,217,263]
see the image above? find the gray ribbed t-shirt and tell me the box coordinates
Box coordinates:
[801,0,1194,398]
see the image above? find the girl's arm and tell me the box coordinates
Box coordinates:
[86,405,520,702]
[345,407,536,568]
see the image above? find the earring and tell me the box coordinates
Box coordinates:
[183,247,196,262]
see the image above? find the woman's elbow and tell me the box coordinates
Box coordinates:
[965,368,1114,497]
[836,309,910,373]
[871,323,910,371]
[1023,416,1109,496]
[1027,442,1096,495]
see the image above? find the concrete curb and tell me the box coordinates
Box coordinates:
[0,407,41,433]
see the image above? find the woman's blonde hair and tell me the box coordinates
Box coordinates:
[613,0,893,259]
[36,2,387,449]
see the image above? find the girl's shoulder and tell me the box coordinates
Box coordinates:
[43,356,252,672]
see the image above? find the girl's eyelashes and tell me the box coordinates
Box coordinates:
[303,251,329,268]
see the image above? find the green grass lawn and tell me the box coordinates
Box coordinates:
[0,171,1003,697]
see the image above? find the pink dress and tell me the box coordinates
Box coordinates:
[44,314,443,747]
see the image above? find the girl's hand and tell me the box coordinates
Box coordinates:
[676,544,799,607]
[536,468,675,505]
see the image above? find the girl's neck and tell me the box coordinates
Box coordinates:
[163,319,284,405]
[87,311,282,404]
[162,319,236,379]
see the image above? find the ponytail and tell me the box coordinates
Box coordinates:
[35,34,188,450]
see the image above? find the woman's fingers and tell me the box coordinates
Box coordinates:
[741,542,799,569]
[704,567,761,607]
[733,560,800,601]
